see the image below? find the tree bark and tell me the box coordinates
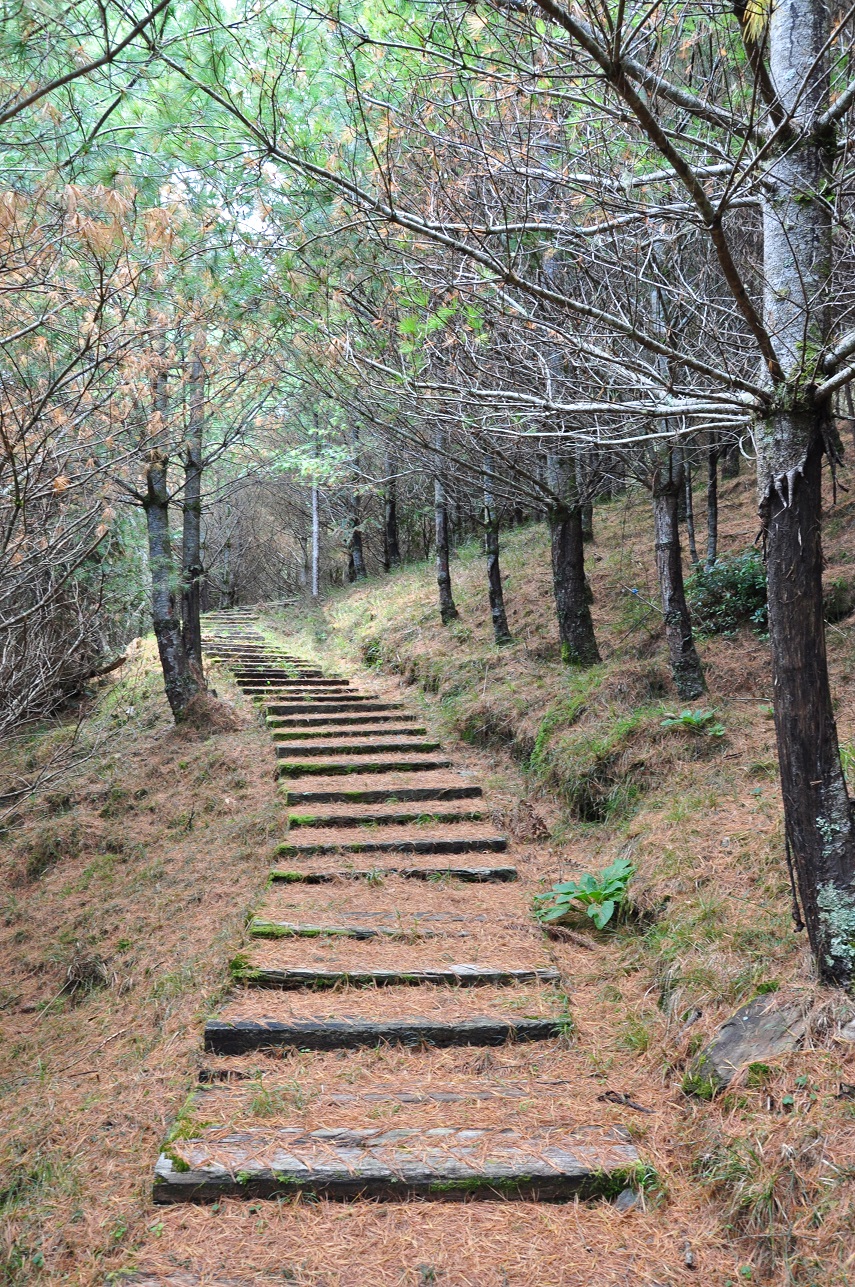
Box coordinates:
[754,0,855,985]
[546,452,600,666]
[383,451,401,571]
[349,427,367,580]
[483,453,512,645]
[652,451,705,700]
[434,428,458,624]
[684,465,700,566]
[706,442,719,568]
[181,336,205,676]
[311,482,320,599]
[721,441,740,479]
[143,451,200,721]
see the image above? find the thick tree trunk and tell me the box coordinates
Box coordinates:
[483,453,512,645]
[546,452,600,666]
[181,338,205,676]
[683,466,700,566]
[434,429,458,624]
[764,436,854,983]
[706,444,719,568]
[143,451,200,721]
[753,0,855,985]
[384,451,401,571]
[580,503,594,542]
[652,453,705,700]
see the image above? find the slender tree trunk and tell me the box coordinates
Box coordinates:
[311,483,319,599]
[384,451,401,571]
[706,442,719,568]
[652,452,705,700]
[434,428,458,624]
[483,453,512,645]
[580,503,594,542]
[683,465,700,565]
[546,452,600,666]
[181,335,205,676]
[349,427,367,580]
[721,441,740,479]
[143,451,200,721]
[755,0,855,985]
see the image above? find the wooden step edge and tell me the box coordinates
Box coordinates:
[280,786,483,804]
[153,1129,642,1205]
[268,865,518,883]
[248,919,443,941]
[274,837,507,856]
[273,742,443,756]
[231,965,560,989]
[287,809,485,827]
[203,1015,565,1054]
[276,760,453,778]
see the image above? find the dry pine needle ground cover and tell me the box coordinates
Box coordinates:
[2,473,855,1284]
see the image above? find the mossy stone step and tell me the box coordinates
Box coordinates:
[275,836,507,856]
[153,1124,640,1204]
[277,758,453,778]
[265,701,400,715]
[287,808,483,827]
[282,784,482,804]
[274,740,442,757]
[249,918,444,940]
[268,713,418,728]
[269,865,517,883]
[274,726,428,742]
[233,964,560,989]
[204,1014,561,1054]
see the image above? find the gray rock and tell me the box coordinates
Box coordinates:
[685,994,807,1095]
[613,1187,639,1212]
[838,1018,855,1042]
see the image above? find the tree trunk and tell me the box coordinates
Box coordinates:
[483,453,512,645]
[546,452,600,666]
[580,502,594,542]
[181,337,205,676]
[434,429,458,624]
[721,441,740,479]
[143,451,200,721]
[684,465,700,566]
[311,483,320,599]
[384,451,401,571]
[764,436,855,983]
[755,0,855,985]
[349,427,367,580]
[652,452,705,700]
[706,443,719,568]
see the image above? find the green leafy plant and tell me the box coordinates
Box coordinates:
[533,856,634,930]
[686,549,768,636]
[661,709,725,737]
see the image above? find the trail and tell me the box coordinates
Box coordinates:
[147,608,643,1255]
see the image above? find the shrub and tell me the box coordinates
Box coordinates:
[686,550,767,636]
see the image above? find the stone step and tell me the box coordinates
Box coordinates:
[279,751,453,772]
[236,676,344,685]
[281,779,482,804]
[274,726,428,742]
[275,834,507,856]
[269,865,517,883]
[274,740,442,757]
[153,1124,639,1204]
[286,807,484,826]
[267,713,419,728]
[249,918,445,940]
[233,962,559,989]
[204,1014,563,1055]
[265,701,401,715]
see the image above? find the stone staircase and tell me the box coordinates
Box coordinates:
[152,608,641,1205]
